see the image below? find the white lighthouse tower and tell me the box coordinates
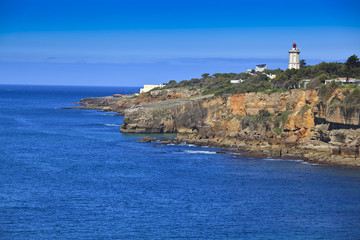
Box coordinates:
[288,42,300,69]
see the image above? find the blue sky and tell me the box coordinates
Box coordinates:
[0,0,359,86]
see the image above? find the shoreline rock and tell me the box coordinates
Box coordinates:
[137,136,360,169]
[138,136,157,142]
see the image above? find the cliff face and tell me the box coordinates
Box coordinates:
[316,103,360,127]
[315,89,360,127]
[174,90,318,142]
[121,95,212,133]
[121,89,360,133]
[121,90,319,135]
[120,89,360,167]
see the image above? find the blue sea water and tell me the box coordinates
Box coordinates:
[0,85,360,240]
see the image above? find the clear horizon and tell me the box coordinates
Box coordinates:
[0,0,359,86]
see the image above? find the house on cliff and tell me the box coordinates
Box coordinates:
[140,84,164,93]
[246,64,267,74]
[256,64,267,72]
[325,78,360,85]
[230,79,244,84]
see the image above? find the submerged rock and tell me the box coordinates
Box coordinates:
[138,136,157,142]
[159,137,176,144]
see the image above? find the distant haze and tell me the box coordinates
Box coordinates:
[0,58,332,87]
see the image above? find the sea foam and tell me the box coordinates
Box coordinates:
[183,150,217,154]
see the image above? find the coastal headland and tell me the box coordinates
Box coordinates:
[72,87,360,168]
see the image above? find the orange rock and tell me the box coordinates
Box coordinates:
[295,128,309,138]
[228,94,246,116]
[265,131,274,138]
[295,107,314,129]
[285,135,299,144]
[305,89,319,104]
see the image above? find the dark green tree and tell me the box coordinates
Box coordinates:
[212,73,222,79]
[345,54,360,68]
[168,80,176,84]
[344,54,360,80]
[300,59,307,69]
[201,73,210,79]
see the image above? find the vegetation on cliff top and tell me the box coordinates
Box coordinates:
[159,54,360,99]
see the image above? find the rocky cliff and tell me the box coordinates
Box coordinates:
[120,89,360,168]
[72,88,360,167]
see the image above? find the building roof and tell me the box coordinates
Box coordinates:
[256,64,267,68]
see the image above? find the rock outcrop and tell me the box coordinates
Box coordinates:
[68,95,137,115]
[69,89,201,115]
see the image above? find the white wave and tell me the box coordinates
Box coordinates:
[263,158,282,161]
[179,142,196,147]
[183,150,217,154]
[301,162,320,166]
[230,152,242,155]
[263,158,304,163]
[292,160,304,163]
[104,124,120,126]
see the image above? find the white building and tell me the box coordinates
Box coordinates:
[325,78,360,85]
[230,79,244,84]
[255,64,267,72]
[266,73,276,79]
[245,69,255,75]
[298,79,311,88]
[246,64,267,74]
[140,84,164,93]
[288,42,300,69]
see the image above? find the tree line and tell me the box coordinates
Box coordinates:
[161,54,360,96]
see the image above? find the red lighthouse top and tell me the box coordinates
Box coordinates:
[293,42,297,48]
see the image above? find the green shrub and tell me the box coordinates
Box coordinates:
[343,89,360,105]
[318,81,341,102]
[273,110,291,135]
[299,105,311,116]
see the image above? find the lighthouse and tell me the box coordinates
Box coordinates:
[288,42,300,69]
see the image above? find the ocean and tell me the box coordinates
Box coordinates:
[0,85,359,239]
